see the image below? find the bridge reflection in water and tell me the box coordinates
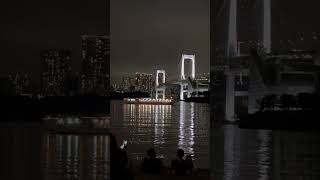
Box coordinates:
[111,100,210,168]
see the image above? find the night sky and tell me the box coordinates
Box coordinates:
[0,0,107,86]
[111,0,210,82]
[1,0,320,84]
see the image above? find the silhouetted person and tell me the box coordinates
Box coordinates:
[171,148,187,175]
[110,134,133,180]
[185,154,194,175]
[141,148,162,174]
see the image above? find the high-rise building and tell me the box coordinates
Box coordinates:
[122,76,135,92]
[12,73,31,95]
[41,49,71,96]
[134,72,154,93]
[81,34,110,95]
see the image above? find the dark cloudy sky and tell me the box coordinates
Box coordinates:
[0,0,107,85]
[111,0,210,82]
[0,0,210,84]
[1,0,320,84]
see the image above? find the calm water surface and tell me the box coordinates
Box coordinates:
[1,101,320,180]
[111,100,210,168]
[111,100,320,179]
[0,120,110,180]
[43,133,110,180]
[211,125,320,180]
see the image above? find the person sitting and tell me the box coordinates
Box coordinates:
[141,148,162,174]
[110,134,132,179]
[185,154,194,175]
[171,148,188,175]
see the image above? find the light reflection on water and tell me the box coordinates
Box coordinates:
[256,131,271,180]
[211,125,320,180]
[178,101,195,155]
[0,122,109,180]
[1,104,320,180]
[111,100,209,168]
[43,133,110,180]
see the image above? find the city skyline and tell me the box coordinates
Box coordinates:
[0,0,108,87]
[0,0,211,85]
[1,1,320,180]
[2,0,320,84]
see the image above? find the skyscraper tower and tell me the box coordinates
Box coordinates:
[135,72,154,93]
[81,34,110,95]
[41,49,72,96]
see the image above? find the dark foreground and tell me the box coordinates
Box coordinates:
[130,166,209,180]
[0,95,110,121]
[239,110,320,131]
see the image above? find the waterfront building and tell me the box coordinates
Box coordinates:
[80,34,110,95]
[122,76,135,92]
[134,72,155,93]
[41,49,71,96]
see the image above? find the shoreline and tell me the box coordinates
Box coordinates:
[127,159,210,180]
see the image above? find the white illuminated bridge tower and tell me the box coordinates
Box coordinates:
[227,0,271,58]
[223,0,272,122]
[155,70,166,100]
[180,54,196,100]
[152,54,209,101]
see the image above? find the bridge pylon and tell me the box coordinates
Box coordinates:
[180,54,196,100]
[155,70,166,100]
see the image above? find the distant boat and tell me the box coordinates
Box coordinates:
[123,98,174,105]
